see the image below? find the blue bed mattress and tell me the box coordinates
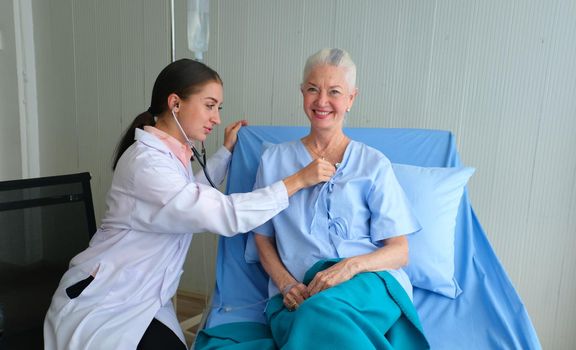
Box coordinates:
[202,126,541,350]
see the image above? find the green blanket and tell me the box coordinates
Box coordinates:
[195,259,429,349]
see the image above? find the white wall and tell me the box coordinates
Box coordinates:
[30,0,171,222]
[5,0,575,348]
[24,0,217,298]
[0,0,22,181]
[192,1,575,349]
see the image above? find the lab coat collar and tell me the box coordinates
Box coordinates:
[143,126,193,168]
[134,127,172,155]
[134,128,193,172]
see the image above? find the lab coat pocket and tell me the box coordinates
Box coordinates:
[65,275,95,299]
[51,264,110,320]
[62,264,105,302]
[160,268,183,305]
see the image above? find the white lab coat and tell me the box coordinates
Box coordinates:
[44,129,289,349]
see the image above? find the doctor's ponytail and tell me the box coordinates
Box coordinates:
[112,111,156,169]
[112,59,222,170]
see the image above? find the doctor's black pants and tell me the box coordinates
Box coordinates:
[137,318,187,350]
[66,276,187,349]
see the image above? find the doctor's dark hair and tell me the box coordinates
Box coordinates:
[112,59,222,169]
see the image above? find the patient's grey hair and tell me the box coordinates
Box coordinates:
[302,48,357,89]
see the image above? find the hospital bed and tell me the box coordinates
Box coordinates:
[197,126,541,349]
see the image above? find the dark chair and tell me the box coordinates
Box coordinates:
[0,172,97,350]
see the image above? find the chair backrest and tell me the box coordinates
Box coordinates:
[0,172,96,349]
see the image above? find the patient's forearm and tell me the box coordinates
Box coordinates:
[346,236,409,275]
[305,236,408,296]
[253,233,298,293]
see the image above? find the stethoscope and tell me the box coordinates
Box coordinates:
[171,109,217,188]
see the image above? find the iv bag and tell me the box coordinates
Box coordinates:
[188,0,209,60]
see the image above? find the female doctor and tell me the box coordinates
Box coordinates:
[43,59,335,350]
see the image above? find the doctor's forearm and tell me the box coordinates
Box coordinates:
[281,158,336,196]
[281,174,307,196]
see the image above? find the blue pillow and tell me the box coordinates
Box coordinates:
[392,163,475,299]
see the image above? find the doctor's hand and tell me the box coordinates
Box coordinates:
[282,158,335,196]
[306,258,357,296]
[223,120,248,152]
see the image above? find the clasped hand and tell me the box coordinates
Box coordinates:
[282,259,355,310]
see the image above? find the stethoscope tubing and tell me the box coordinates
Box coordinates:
[171,108,217,189]
[192,144,216,188]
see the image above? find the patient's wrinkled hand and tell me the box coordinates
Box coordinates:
[282,282,309,311]
[307,259,356,296]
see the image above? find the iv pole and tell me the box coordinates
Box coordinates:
[170,0,176,62]
[169,0,212,341]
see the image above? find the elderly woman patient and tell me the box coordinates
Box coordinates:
[252,48,430,349]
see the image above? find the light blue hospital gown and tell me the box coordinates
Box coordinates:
[252,139,421,299]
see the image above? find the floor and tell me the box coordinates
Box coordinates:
[176,292,209,347]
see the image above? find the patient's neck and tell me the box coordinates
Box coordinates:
[302,130,349,166]
[305,129,346,149]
